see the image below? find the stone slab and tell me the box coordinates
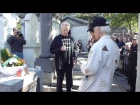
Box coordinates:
[0,68,43,92]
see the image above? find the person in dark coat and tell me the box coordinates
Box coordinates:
[77,40,83,52]
[127,35,138,92]
[50,22,77,92]
[7,27,26,59]
[116,37,119,45]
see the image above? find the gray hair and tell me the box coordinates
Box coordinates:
[95,26,111,35]
[125,42,132,47]
[60,22,70,29]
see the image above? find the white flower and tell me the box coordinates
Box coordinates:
[8,58,18,64]
[12,54,16,57]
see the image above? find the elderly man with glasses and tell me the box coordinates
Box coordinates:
[78,17,120,92]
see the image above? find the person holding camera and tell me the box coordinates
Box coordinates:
[7,27,26,59]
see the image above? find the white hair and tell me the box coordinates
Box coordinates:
[60,22,70,29]
[95,26,111,35]
[125,42,132,47]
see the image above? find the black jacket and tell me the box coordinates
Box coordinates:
[7,35,26,52]
[129,44,138,67]
[50,34,77,70]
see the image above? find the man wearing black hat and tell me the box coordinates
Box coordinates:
[127,35,138,92]
[78,17,120,92]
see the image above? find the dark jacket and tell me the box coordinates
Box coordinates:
[7,35,26,52]
[50,34,77,70]
[118,41,125,51]
[129,44,138,67]
[116,38,119,45]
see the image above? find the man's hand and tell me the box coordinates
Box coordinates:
[61,45,66,51]
[13,32,17,37]
[119,48,122,52]
[17,35,23,39]
[127,53,130,56]
[73,60,77,66]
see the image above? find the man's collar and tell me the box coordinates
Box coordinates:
[99,35,111,41]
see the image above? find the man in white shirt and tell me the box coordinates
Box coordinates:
[78,17,120,92]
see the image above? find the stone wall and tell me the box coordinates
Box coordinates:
[71,26,89,52]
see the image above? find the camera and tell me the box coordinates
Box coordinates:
[17,32,23,37]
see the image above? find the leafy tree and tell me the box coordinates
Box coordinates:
[17,22,21,30]
[104,13,138,33]
[63,13,100,22]
[63,13,138,34]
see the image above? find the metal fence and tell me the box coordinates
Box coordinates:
[115,58,129,79]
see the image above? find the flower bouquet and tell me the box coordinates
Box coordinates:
[0,48,26,76]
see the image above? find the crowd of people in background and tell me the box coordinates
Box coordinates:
[77,40,83,52]
[111,34,138,92]
[72,32,138,92]
[86,38,94,52]
[76,33,138,92]
[76,38,95,53]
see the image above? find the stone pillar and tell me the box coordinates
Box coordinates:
[23,13,41,67]
[34,13,54,85]
[36,14,40,44]
[136,13,140,92]
[20,18,25,37]
[39,13,52,58]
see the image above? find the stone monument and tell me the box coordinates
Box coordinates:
[34,13,54,85]
[34,13,62,85]
[0,13,18,49]
[23,13,41,67]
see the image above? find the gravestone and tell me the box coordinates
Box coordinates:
[0,13,18,49]
[24,13,39,44]
[0,68,43,92]
[23,13,41,67]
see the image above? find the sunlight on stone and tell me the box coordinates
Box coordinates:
[3,13,17,41]
[51,26,57,40]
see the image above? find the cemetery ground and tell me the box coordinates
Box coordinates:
[43,52,130,92]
